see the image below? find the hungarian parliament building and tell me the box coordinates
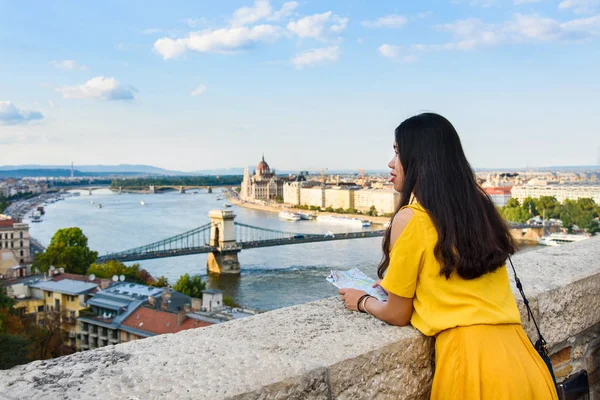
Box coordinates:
[239,155,400,215]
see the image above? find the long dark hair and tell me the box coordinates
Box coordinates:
[377,113,517,280]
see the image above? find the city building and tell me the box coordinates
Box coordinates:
[78,282,164,351]
[240,155,287,201]
[511,183,600,205]
[8,274,99,350]
[484,187,513,207]
[354,189,400,214]
[0,218,31,278]
[299,186,326,208]
[324,187,358,210]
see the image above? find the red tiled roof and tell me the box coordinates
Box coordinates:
[0,219,15,227]
[121,307,212,336]
[485,187,513,195]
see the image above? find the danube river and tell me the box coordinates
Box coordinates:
[26,189,540,311]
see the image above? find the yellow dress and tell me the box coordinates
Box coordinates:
[380,203,558,400]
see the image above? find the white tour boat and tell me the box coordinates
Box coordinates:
[537,233,589,246]
[279,211,301,222]
[316,215,371,227]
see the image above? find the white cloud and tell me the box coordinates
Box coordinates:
[50,60,87,71]
[377,45,417,63]
[154,24,283,59]
[270,1,298,20]
[508,13,600,41]
[378,44,401,57]
[0,101,44,125]
[417,11,433,18]
[361,14,407,29]
[56,76,137,101]
[559,0,599,14]
[287,11,348,39]
[230,0,272,27]
[143,28,163,35]
[291,46,339,68]
[412,13,600,53]
[191,84,208,96]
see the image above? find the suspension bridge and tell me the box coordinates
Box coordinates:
[97,210,385,274]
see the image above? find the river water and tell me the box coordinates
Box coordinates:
[26,189,540,311]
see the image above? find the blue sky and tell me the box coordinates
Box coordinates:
[1,0,599,171]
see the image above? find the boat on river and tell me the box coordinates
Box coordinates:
[279,211,301,222]
[316,215,371,227]
[537,233,589,246]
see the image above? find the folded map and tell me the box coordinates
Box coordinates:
[326,268,388,301]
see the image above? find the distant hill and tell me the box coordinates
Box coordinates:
[0,164,185,175]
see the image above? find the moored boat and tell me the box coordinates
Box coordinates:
[279,211,301,221]
[316,215,370,227]
[537,233,589,246]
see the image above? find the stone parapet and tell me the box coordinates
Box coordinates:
[1,237,599,399]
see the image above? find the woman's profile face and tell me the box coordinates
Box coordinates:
[388,142,404,192]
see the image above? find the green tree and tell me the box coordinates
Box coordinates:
[325,206,334,212]
[87,260,154,285]
[33,228,98,275]
[0,334,31,370]
[367,205,378,217]
[274,196,284,203]
[334,207,345,214]
[151,276,170,288]
[522,197,538,217]
[536,196,561,219]
[223,296,240,308]
[506,198,520,208]
[173,274,206,298]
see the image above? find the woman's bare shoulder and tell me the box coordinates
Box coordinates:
[389,208,415,251]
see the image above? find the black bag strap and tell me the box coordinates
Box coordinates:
[507,255,546,350]
[507,255,559,389]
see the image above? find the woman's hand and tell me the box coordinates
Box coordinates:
[372,279,387,294]
[338,288,368,312]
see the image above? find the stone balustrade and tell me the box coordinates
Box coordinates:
[1,237,599,399]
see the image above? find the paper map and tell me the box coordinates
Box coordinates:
[326,268,388,301]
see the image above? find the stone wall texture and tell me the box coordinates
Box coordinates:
[1,236,599,400]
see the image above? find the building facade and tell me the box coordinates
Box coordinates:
[324,187,357,210]
[511,184,600,205]
[484,187,513,207]
[354,189,400,214]
[0,218,31,278]
[240,156,286,202]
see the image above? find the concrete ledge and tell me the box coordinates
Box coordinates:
[1,237,599,400]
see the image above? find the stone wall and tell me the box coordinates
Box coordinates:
[1,237,599,400]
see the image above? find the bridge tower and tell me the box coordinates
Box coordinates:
[179,186,185,194]
[207,210,241,274]
[149,185,156,194]
[207,186,212,194]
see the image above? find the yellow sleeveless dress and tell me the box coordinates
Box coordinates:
[380,203,558,400]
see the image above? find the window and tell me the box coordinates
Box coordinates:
[20,232,23,239]
[10,233,13,239]
[47,292,52,298]
[70,296,75,302]
[20,250,23,256]
[37,305,44,312]
[20,240,23,248]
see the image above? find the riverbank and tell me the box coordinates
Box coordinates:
[225,192,391,226]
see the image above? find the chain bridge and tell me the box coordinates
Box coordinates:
[97,210,385,274]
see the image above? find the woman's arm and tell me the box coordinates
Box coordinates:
[338,207,416,326]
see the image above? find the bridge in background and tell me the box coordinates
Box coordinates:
[97,210,384,274]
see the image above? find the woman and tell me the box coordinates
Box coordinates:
[339,113,558,399]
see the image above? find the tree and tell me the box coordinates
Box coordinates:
[522,197,538,217]
[325,206,334,212]
[223,296,240,308]
[87,260,154,285]
[0,334,31,369]
[367,205,378,217]
[536,196,561,219]
[274,196,284,203]
[33,228,98,275]
[151,276,170,288]
[506,198,520,208]
[173,274,206,298]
